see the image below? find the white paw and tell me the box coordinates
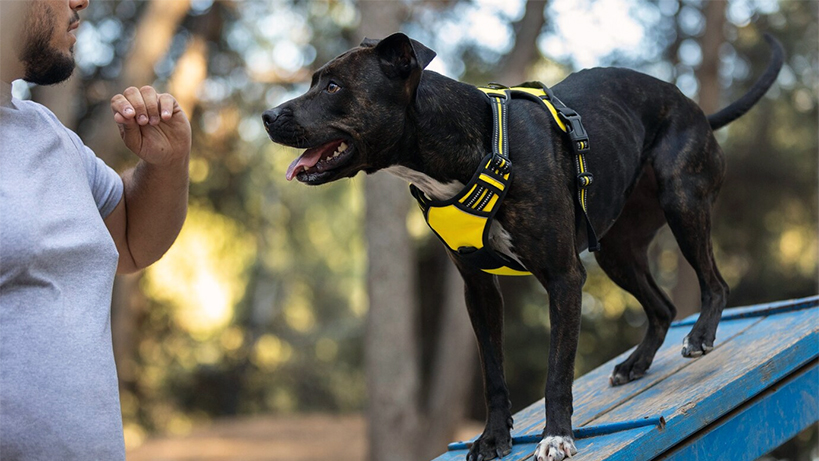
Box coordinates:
[682,335,713,358]
[534,435,577,461]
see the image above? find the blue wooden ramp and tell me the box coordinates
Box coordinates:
[435,295,819,461]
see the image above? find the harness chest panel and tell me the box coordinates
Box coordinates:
[411,153,527,276]
[410,82,599,277]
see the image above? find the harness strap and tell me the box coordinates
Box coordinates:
[478,86,510,160]
[514,82,600,252]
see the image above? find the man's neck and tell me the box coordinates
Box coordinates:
[0,1,27,85]
[0,80,13,106]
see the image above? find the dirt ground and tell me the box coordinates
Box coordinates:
[128,414,483,461]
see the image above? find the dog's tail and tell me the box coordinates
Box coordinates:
[707,33,784,130]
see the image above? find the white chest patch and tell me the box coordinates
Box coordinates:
[487,220,524,266]
[383,166,463,201]
[384,166,524,267]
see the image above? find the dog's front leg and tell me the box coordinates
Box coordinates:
[451,256,513,461]
[533,263,585,461]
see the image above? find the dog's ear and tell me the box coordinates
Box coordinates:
[360,37,379,48]
[374,32,437,79]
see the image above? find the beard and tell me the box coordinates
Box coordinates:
[19,6,76,85]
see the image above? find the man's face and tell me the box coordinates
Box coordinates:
[19,0,85,85]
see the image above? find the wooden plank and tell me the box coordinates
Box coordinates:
[672,295,819,327]
[436,317,761,461]
[658,361,819,461]
[510,318,760,439]
[436,302,817,461]
[569,309,818,461]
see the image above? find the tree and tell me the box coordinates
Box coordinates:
[356,4,422,461]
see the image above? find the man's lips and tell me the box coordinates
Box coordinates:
[68,21,79,40]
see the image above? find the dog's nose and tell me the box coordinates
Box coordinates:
[262,107,290,128]
[262,108,279,128]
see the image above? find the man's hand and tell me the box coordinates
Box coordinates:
[110,86,191,166]
[105,86,191,273]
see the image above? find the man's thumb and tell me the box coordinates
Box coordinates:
[116,119,142,153]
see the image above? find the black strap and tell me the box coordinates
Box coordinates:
[532,83,600,252]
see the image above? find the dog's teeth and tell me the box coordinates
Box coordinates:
[339,142,348,151]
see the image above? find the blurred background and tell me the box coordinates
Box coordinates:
[12,0,817,459]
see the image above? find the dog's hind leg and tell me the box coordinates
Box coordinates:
[652,123,729,358]
[450,256,513,461]
[594,169,676,385]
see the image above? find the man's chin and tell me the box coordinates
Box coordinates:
[23,57,75,86]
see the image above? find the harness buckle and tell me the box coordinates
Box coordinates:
[560,113,590,150]
[577,172,594,188]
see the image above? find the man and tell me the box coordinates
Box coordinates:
[0,0,191,459]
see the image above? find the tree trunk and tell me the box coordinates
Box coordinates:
[497,0,548,85]
[168,36,209,118]
[420,262,475,459]
[696,0,726,115]
[83,0,191,166]
[356,4,423,461]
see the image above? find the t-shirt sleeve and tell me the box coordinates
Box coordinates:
[81,145,124,219]
[63,127,123,219]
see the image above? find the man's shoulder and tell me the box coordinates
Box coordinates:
[2,97,64,129]
[12,97,61,120]
[5,97,82,143]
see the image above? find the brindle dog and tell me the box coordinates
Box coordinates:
[263,33,783,461]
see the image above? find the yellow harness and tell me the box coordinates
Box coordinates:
[409,82,599,277]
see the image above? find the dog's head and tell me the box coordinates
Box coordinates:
[263,33,436,185]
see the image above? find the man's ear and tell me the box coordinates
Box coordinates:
[373,32,437,79]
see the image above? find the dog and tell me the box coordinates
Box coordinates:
[262,32,783,461]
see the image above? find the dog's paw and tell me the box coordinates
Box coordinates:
[466,428,512,461]
[609,369,643,386]
[534,436,577,461]
[608,362,647,386]
[681,335,714,358]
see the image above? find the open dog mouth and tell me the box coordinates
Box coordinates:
[285,139,355,183]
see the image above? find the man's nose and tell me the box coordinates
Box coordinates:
[70,0,89,12]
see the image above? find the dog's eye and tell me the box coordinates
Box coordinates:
[326,82,341,94]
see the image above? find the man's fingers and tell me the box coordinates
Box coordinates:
[111,91,142,151]
[110,94,136,120]
[113,86,178,126]
[123,86,149,126]
[139,86,161,126]
[158,93,177,121]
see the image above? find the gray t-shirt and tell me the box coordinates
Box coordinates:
[0,83,125,460]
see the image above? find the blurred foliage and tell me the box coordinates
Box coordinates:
[26,0,816,454]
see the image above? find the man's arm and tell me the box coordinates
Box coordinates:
[104,86,191,274]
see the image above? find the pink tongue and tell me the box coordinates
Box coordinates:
[285,140,344,181]
[286,148,324,181]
